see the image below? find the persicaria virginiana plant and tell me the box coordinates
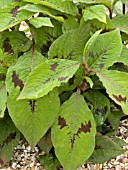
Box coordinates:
[0,0,128,169]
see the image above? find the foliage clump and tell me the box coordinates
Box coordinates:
[0,0,128,169]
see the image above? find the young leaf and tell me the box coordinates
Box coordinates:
[112,15,128,34]
[88,133,124,164]
[86,29,122,71]
[29,17,54,28]
[83,5,107,23]
[85,90,110,126]
[52,92,96,170]
[48,23,91,62]
[96,70,128,115]
[17,59,80,100]
[0,114,20,165]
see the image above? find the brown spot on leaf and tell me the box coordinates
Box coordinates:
[50,63,58,71]
[113,94,126,103]
[12,71,24,91]
[99,63,104,69]
[4,132,16,145]
[69,75,75,86]
[44,78,51,84]
[29,100,36,112]
[78,120,91,133]
[3,38,14,54]
[58,76,68,81]
[10,6,19,17]
[58,116,67,129]
[89,52,94,58]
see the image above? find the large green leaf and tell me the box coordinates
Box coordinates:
[83,5,106,23]
[52,92,96,170]
[6,51,60,148]
[17,59,80,100]
[48,24,91,62]
[112,15,128,34]
[0,114,20,165]
[96,69,128,114]
[85,29,122,71]
[8,88,60,149]
[23,0,78,16]
[0,2,35,32]
[88,133,124,163]
[85,90,110,126]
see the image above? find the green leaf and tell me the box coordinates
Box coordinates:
[29,17,54,28]
[84,30,101,57]
[0,84,7,118]
[113,136,126,147]
[96,70,128,115]
[6,51,60,148]
[90,15,113,32]
[112,15,128,34]
[62,0,111,9]
[0,31,32,52]
[23,0,78,16]
[8,88,60,149]
[85,90,110,126]
[108,111,123,130]
[38,130,52,155]
[52,92,96,170]
[0,114,20,164]
[20,4,64,22]
[86,29,122,71]
[83,5,106,23]
[0,2,35,32]
[117,45,128,66]
[88,133,124,164]
[17,59,80,100]
[39,154,61,170]
[84,76,94,88]
[48,23,91,62]
[62,15,79,33]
